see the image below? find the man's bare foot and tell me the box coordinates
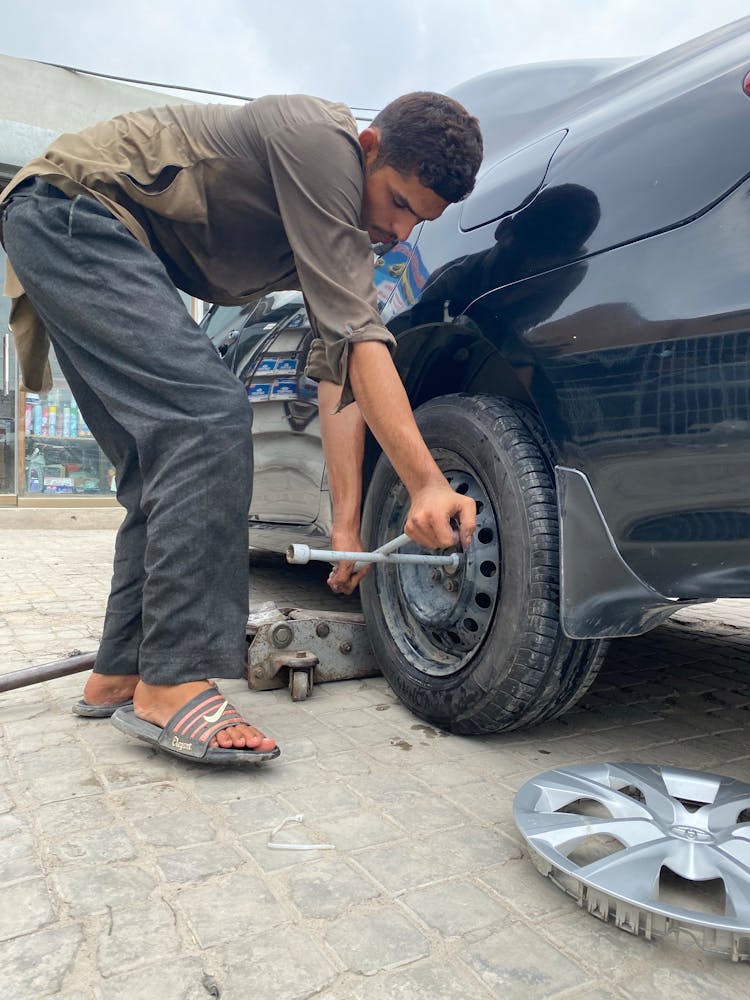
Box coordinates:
[133,680,276,752]
[82,672,139,707]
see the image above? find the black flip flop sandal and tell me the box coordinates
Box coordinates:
[72,697,134,718]
[110,689,280,765]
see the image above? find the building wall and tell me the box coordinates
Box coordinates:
[0,53,196,175]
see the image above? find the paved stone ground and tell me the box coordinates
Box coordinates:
[2,518,750,998]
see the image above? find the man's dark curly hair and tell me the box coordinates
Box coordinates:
[370,92,483,203]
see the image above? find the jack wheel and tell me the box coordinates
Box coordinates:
[290,669,312,701]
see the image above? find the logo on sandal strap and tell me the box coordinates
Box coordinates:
[202,699,228,724]
[171,736,193,752]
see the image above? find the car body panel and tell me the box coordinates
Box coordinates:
[211,16,750,638]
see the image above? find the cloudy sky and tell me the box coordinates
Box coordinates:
[1,1,749,111]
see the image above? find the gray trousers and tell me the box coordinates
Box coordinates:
[2,179,254,685]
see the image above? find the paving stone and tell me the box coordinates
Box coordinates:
[97,958,209,1000]
[543,906,658,978]
[156,842,244,883]
[381,789,472,832]
[98,759,178,791]
[224,794,296,834]
[344,958,492,999]
[313,708,412,746]
[444,779,519,827]
[220,925,336,999]
[313,809,403,851]
[130,809,219,848]
[0,699,54,725]
[275,777,362,817]
[286,857,380,918]
[0,810,24,840]
[188,768,280,803]
[45,825,136,867]
[175,871,288,948]
[118,781,192,815]
[0,878,55,941]
[0,783,16,814]
[17,766,102,805]
[461,923,589,998]
[401,879,510,937]
[355,825,518,892]
[277,728,358,758]
[97,900,183,978]
[324,904,430,974]
[0,828,43,882]
[347,767,440,802]
[0,925,83,998]
[35,794,115,838]
[52,864,157,916]
[1,711,81,748]
[478,856,573,921]
[14,743,92,778]
[314,751,372,779]
[621,962,750,1000]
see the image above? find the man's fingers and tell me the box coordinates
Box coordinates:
[405,491,478,550]
[327,560,370,595]
[457,496,477,549]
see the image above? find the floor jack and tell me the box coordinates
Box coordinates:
[0,535,460,702]
[248,534,460,701]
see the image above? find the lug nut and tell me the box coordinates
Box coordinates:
[315,622,330,638]
[444,580,458,593]
[339,641,353,654]
[430,569,442,582]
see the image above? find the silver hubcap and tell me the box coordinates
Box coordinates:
[514,762,750,934]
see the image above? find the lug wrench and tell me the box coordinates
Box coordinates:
[287,532,461,569]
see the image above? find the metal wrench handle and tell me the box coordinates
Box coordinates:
[286,533,460,569]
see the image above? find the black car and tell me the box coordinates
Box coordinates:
[204,16,750,734]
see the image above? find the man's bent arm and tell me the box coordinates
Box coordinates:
[347,339,476,550]
[318,380,369,594]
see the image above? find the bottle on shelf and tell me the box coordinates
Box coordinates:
[26,448,45,493]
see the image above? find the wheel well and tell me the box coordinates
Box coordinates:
[363,322,535,483]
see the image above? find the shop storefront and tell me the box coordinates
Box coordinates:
[0,53,197,506]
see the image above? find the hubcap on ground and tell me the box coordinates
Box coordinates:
[514,762,750,936]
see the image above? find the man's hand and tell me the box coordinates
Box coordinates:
[405,480,477,550]
[326,526,371,595]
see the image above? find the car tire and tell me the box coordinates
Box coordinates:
[360,393,608,734]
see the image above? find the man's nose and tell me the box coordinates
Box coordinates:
[394,219,413,242]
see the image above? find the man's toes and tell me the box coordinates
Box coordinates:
[210,725,275,750]
[213,728,242,749]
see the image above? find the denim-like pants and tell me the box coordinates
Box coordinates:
[2,180,254,684]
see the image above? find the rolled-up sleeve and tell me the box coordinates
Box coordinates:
[264,120,396,408]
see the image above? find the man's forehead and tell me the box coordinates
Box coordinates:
[394,172,449,221]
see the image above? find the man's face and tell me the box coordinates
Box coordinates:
[359,128,449,247]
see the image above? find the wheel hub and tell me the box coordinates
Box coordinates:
[388,464,501,670]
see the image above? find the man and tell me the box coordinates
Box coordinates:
[0,91,483,765]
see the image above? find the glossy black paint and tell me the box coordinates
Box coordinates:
[383,17,750,634]
[213,17,750,638]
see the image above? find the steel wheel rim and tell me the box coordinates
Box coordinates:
[513,762,750,933]
[376,450,500,678]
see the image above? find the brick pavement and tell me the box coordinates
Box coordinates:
[1,513,750,998]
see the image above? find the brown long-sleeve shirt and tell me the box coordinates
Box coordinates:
[1,94,395,400]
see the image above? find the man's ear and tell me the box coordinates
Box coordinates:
[358,126,381,166]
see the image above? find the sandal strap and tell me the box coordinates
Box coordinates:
[157,689,249,759]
